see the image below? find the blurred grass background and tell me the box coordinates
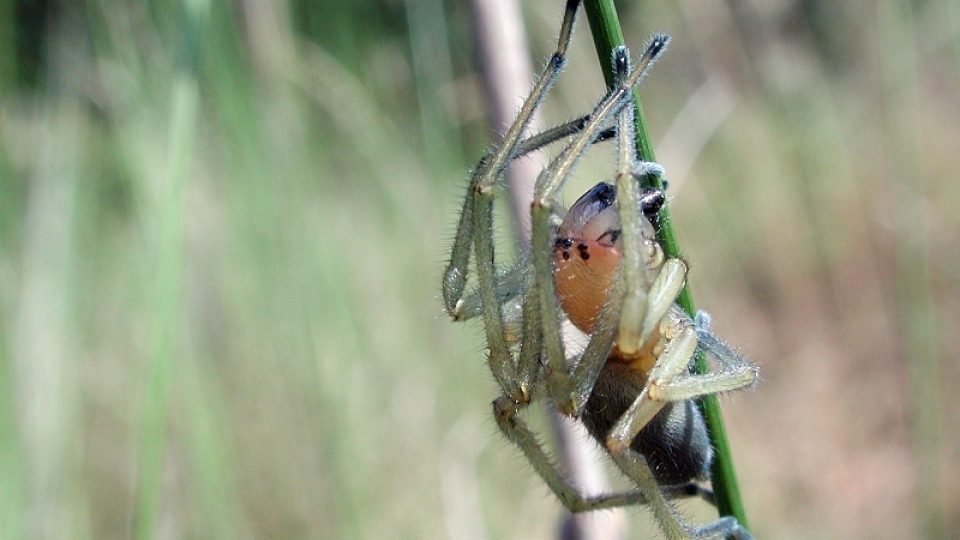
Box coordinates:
[1,0,958,538]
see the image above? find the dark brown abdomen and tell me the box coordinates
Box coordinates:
[580,362,713,485]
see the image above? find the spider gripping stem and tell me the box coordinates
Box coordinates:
[444,3,758,538]
[492,396,715,513]
[530,37,669,415]
[523,38,758,540]
[442,0,583,402]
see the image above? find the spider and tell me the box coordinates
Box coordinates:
[441,1,759,538]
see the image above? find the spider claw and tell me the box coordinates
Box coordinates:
[646,33,671,60]
[612,45,631,81]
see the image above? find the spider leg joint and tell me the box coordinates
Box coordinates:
[604,435,630,455]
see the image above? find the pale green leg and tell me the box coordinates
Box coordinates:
[605,324,698,453]
[603,326,755,539]
[694,311,760,375]
[492,397,707,513]
[455,0,582,401]
[610,448,753,540]
[603,317,757,539]
[612,47,653,356]
[441,0,581,319]
[530,39,671,415]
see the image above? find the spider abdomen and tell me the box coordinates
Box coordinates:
[581,362,713,485]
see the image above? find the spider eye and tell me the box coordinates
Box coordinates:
[560,182,616,234]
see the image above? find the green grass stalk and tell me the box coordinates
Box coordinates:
[582,0,750,527]
[134,1,207,536]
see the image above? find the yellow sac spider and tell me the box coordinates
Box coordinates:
[441,1,758,538]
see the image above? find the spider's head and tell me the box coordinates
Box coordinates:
[553,182,664,333]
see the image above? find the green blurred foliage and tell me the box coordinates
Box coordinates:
[1,0,958,538]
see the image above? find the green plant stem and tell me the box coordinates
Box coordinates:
[582,0,750,528]
[134,1,207,537]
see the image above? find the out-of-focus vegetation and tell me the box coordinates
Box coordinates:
[1,0,957,538]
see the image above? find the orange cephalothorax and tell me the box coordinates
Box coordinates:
[552,183,623,334]
[553,182,667,370]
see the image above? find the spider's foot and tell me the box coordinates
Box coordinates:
[632,160,666,179]
[693,310,712,332]
[450,299,467,320]
[612,46,630,78]
[694,517,755,540]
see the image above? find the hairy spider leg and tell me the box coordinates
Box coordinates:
[448,119,622,331]
[485,36,715,525]
[530,38,670,417]
[442,2,759,536]
[613,61,683,356]
[590,50,758,540]
[639,311,759,403]
[492,396,711,513]
[442,0,583,316]
[441,0,583,402]
[603,310,756,540]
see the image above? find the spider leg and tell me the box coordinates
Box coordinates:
[532,39,670,413]
[637,310,759,402]
[608,47,682,356]
[694,311,758,374]
[649,362,758,402]
[455,0,584,401]
[565,275,624,409]
[602,325,755,540]
[442,0,581,320]
[491,397,705,513]
[607,308,759,449]
[606,322,699,452]
[450,261,531,380]
[612,46,655,356]
[447,117,620,321]
[597,311,756,538]
[649,341,759,402]
[453,257,529,322]
[607,449,694,539]
[513,115,618,162]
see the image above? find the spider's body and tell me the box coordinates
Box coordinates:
[555,183,713,486]
[553,183,626,335]
[583,361,713,485]
[441,2,758,538]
